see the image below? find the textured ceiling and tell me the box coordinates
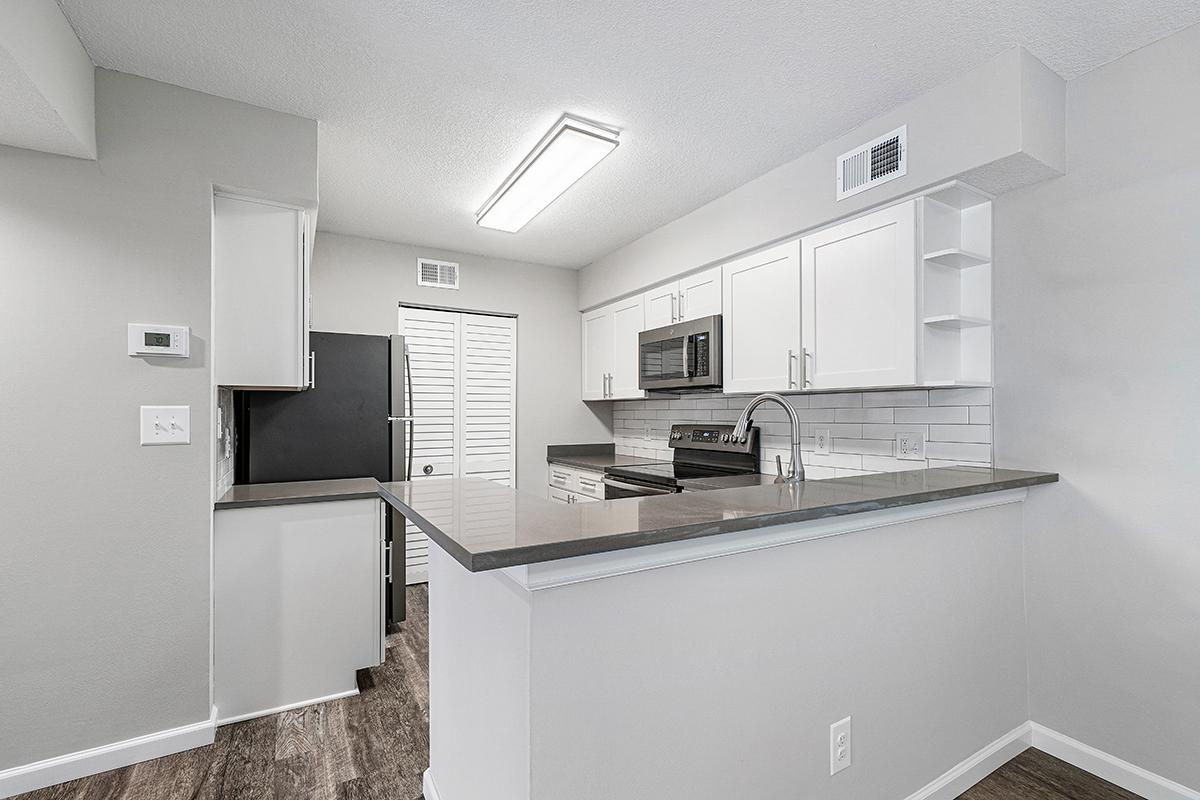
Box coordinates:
[58,0,1200,268]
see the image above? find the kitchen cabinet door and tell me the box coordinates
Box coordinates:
[609,295,646,399]
[581,307,613,400]
[679,266,722,320]
[802,201,917,389]
[214,194,311,389]
[644,282,679,330]
[721,240,802,394]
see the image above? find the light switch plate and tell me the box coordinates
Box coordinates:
[141,405,190,445]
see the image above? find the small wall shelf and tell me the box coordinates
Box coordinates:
[924,248,991,269]
[923,314,991,330]
[918,181,993,385]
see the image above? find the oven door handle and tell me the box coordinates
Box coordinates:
[602,476,676,495]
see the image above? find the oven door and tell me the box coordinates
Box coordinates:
[638,315,722,391]
[602,475,679,500]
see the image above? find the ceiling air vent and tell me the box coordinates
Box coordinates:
[416,258,459,290]
[837,125,907,200]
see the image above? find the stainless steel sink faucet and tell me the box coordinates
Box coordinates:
[731,393,805,483]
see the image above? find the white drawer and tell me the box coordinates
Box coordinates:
[548,486,572,504]
[548,465,576,492]
[574,470,604,500]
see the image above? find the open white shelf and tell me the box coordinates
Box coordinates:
[923,314,991,330]
[924,248,991,269]
[919,185,993,386]
[924,182,992,210]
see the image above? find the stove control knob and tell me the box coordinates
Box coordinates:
[740,435,748,444]
[722,434,730,443]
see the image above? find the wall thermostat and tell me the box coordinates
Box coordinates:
[128,323,190,358]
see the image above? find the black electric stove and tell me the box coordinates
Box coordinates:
[603,423,760,499]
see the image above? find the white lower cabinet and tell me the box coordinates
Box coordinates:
[721,240,802,393]
[214,497,384,724]
[547,465,604,504]
[802,200,918,389]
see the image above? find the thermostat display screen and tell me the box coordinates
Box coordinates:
[144,332,172,348]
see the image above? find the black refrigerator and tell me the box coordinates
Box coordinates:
[234,331,413,625]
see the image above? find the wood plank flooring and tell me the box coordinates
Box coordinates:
[15,585,430,800]
[16,582,1144,800]
[958,747,1144,799]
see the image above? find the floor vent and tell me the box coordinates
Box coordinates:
[416,258,460,290]
[837,126,907,200]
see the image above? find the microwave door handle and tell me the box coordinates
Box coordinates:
[683,336,693,378]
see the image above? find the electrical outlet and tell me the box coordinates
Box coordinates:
[643,422,653,441]
[895,431,925,461]
[815,429,831,455]
[830,716,852,775]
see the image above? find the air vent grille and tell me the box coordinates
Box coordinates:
[837,125,907,200]
[416,258,459,290]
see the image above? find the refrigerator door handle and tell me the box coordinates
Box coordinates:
[387,416,415,422]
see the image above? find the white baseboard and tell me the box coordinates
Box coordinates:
[1029,722,1200,800]
[215,687,359,726]
[423,768,442,800]
[0,706,217,799]
[902,722,1033,800]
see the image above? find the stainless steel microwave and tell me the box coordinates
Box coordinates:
[638,315,723,392]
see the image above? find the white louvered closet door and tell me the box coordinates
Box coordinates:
[461,315,516,487]
[398,307,516,584]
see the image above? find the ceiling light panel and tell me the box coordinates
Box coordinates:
[477,115,619,233]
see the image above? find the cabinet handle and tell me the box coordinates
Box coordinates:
[308,351,316,389]
[678,291,685,321]
[383,541,393,583]
[787,349,796,389]
[802,348,813,388]
[670,293,677,323]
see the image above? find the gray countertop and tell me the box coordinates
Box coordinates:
[378,467,1058,572]
[215,478,382,509]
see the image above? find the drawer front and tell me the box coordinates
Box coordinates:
[549,465,576,492]
[548,486,572,504]
[574,469,605,500]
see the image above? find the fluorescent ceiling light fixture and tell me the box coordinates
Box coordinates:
[476,114,619,233]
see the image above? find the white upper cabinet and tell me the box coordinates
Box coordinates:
[801,200,917,389]
[641,265,723,331]
[721,240,802,394]
[643,283,678,330]
[214,194,310,390]
[580,295,645,401]
[678,266,722,320]
[609,295,645,399]
[581,307,614,401]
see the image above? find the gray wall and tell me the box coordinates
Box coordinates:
[578,47,1065,310]
[309,232,611,492]
[0,69,317,769]
[994,22,1200,789]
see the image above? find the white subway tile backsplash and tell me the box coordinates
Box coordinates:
[930,387,992,406]
[925,442,992,462]
[832,438,894,456]
[894,406,970,424]
[862,389,930,408]
[611,387,992,476]
[928,424,992,444]
[969,406,992,424]
[809,392,863,408]
[834,407,894,424]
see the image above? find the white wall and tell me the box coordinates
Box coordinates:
[0,69,317,772]
[994,22,1200,790]
[0,0,96,159]
[578,47,1065,310]
[309,232,611,492]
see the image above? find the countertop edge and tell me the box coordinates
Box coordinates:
[215,479,383,510]
[382,470,1059,572]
